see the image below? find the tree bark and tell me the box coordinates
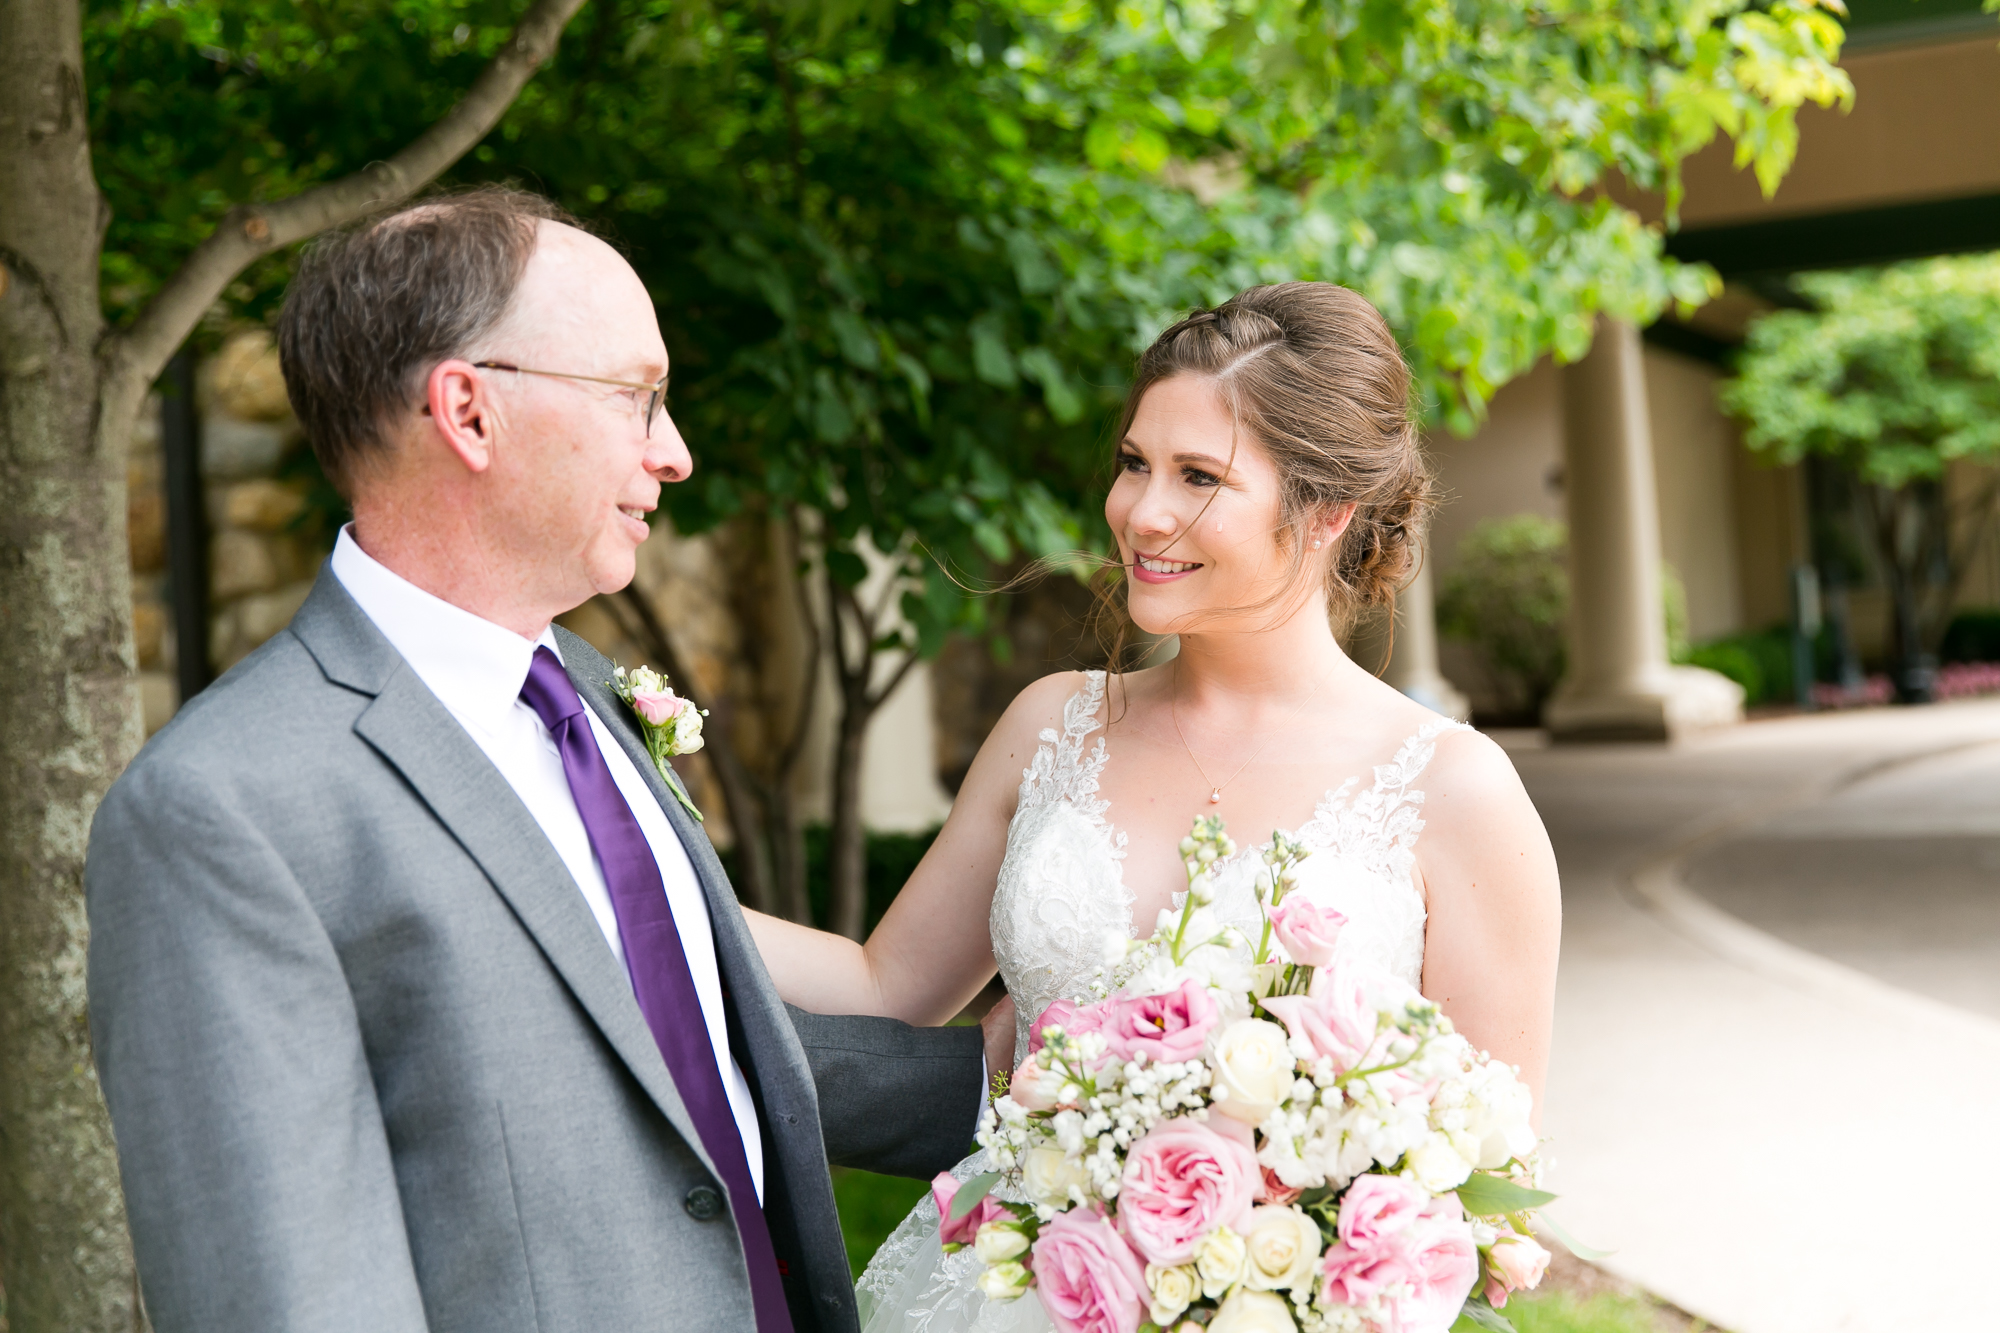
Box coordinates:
[822,566,919,942]
[0,2,586,1327]
[0,2,142,1327]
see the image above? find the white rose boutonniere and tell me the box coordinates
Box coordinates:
[609,664,707,823]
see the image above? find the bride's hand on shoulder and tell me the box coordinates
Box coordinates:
[1411,728,1561,1117]
[744,670,1094,1027]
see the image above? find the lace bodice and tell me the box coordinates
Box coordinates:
[988,670,1468,1063]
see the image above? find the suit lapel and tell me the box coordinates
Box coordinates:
[291,573,719,1180]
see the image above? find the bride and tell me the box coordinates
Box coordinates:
[747,281,1561,1331]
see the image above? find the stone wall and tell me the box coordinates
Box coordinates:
[130,330,328,736]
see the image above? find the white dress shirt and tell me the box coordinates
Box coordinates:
[331,529,763,1199]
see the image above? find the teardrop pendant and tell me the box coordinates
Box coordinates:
[1209,788,1222,804]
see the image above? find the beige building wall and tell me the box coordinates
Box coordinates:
[1649,34,2000,228]
[1643,347,1745,643]
[1428,341,1825,709]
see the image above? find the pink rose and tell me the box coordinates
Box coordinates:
[1010,1056,1060,1112]
[1030,1206,1149,1333]
[1392,1197,1480,1331]
[1117,1119,1259,1265]
[932,1172,1007,1247]
[1099,980,1219,1065]
[1320,1234,1416,1308]
[1270,897,1346,968]
[1030,997,1107,1055]
[1259,956,1379,1073]
[1318,1175,1430,1311]
[1484,1232,1550,1306]
[1335,1174,1427,1249]
[1260,1167,1303,1207]
[631,687,686,727]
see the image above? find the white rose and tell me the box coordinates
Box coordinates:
[1209,1287,1298,1333]
[1404,1134,1474,1193]
[1021,1146,1090,1206]
[1146,1263,1199,1325]
[1242,1205,1323,1292]
[974,1222,1029,1263]
[976,1261,1031,1301]
[1210,1019,1296,1125]
[1194,1226,1250,1299]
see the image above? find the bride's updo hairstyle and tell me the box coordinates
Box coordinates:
[1118,281,1431,633]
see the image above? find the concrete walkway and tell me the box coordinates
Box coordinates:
[1514,700,2000,1333]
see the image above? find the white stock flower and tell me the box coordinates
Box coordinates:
[1102,928,1133,966]
[976,1261,1031,1301]
[1209,1287,1298,1333]
[1146,1263,1199,1326]
[1403,1133,1474,1193]
[1021,1146,1090,1207]
[974,1222,1029,1263]
[1210,1019,1295,1125]
[1243,1206,1322,1292]
[1195,1226,1250,1299]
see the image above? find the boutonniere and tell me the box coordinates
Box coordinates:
[609,664,707,823]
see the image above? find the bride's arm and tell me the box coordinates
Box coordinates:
[1413,731,1562,1120]
[744,671,1085,1026]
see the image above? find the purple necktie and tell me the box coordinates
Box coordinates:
[519,647,792,1333]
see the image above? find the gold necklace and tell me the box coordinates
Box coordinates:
[1168,658,1323,805]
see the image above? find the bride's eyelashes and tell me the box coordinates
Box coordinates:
[1115,448,1223,489]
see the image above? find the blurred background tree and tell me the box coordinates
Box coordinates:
[1722,255,2000,701]
[82,0,1851,933]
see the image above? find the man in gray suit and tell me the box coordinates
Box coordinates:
[86,189,1000,1333]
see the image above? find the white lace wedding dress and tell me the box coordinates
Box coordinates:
[855,670,1469,1333]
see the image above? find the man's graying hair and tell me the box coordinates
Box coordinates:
[277,187,575,495]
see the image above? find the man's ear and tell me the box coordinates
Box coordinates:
[425,359,498,473]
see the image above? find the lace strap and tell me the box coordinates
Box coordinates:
[1014,670,1112,818]
[1370,717,1472,805]
[1330,717,1473,882]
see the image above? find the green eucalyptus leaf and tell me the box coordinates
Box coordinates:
[948,1171,1002,1223]
[1455,1173,1557,1217]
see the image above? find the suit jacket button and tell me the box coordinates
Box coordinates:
[684,1185,725,1221]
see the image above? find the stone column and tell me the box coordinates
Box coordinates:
[1385,548,1470,720]
[1545,318,1742,741]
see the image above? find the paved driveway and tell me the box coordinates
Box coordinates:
[1510,701,2000,1333]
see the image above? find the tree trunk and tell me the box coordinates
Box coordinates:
[1867,483,1937,703]
[0,2,145,1327]
[2,2,586,1324]
[826,703,871,941]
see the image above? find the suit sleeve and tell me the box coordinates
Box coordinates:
[786,1006,985,1179]
[86,758,428,1333]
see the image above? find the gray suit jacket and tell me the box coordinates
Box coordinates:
[86,569,983,1333]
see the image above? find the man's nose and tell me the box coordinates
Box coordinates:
[647,409,693,483]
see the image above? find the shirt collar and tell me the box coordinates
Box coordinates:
[329,526,561,736]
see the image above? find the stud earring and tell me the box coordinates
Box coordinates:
[1311,539,1323,549]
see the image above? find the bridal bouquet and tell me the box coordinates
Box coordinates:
[943,817,1562,1333]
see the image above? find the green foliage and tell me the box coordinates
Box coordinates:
[1721,256,2000,488]
[1452,1289,1683,1333]
[1683,626,1793,704]
[84,0,1853,669]
[832,1168,930,1279]
[1438,516,1570,718]
[1941,608,2000,663]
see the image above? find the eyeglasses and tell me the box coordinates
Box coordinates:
[473,361,671,437]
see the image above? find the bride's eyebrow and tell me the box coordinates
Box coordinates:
[1172,451,1230,470]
